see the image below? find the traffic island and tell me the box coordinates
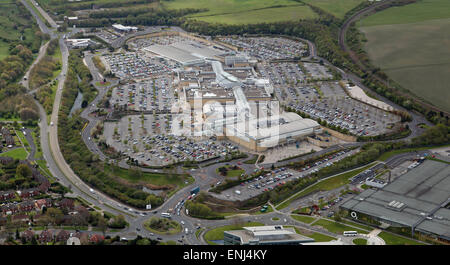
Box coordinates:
[143,217,182,235]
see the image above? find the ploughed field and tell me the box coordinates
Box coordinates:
[358,0,450,112]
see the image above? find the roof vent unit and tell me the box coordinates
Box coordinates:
[387,200,406,211]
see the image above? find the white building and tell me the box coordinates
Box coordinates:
[112,24,138,32]
[224,225,314,245]
[65,39,95,48]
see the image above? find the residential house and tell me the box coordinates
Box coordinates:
[60,215,75,226]
[1,204,19,215]
[22,230,35,242]
[56,230,70,242]
[0,127,14,146]
[35,198,52,211]
[39,230,54,243]
[89,234,105,244]
[58,198,74,210]
[19,200,36,212]
[73,231,89,245]
[12,214,28,222]
[0,156,13,165]
[0,190,16,201]
[19,188,40,199]
[74,205,89,219]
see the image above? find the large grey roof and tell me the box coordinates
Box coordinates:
[341,160,450,237]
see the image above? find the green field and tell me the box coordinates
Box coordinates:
[286,225,336,242]
[291,214,316,224]
[0,0,41,57]
[357,0,450,27]
[378,232,425,245]
[305,231,336,242]
[104,164,193,188]
[303,0,365,18]
[15,130,30,149]
[358,0,450,112]
[216,165,245,178]
[0,148,28,160]
[162,0,318,24]
[204,222,264,245]
[191,5,318,24]
[353,238,367,245]
[164,0,300,16]
[376,145,450,161]
[312,219,368,235]
[340,219,374,231]
[0,41,9,60]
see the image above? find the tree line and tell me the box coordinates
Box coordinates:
[57,50,158,209]
[0,45,40,121]
[30,39,61,91]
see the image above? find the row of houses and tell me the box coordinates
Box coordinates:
[21,229,105,244]
[0,159,51,203]
[0,198,52,215]
[0,127,15,147]
[0,199,84,227]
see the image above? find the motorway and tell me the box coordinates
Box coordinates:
[18,0,438,245]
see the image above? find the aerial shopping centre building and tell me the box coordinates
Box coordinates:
[139,31,322,152]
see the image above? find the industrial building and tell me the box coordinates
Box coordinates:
[65,39,96,48]
[340,159,450,244]
[224,225,314,245]
[112,24,138,33]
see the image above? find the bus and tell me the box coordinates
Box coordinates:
[343,231,358,237]
[161,212,171,218]
[190,186,200,195]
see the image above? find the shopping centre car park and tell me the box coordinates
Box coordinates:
[212,148,359,201]
[103,115,240,166]
[257,63,400,136]
[95,29,120,44]
[102,52,175,80]
[129,34,193,50]
[110,78,175,112]
[302,62,334,80]
[219,36,308,60]
[286,79,400,135]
